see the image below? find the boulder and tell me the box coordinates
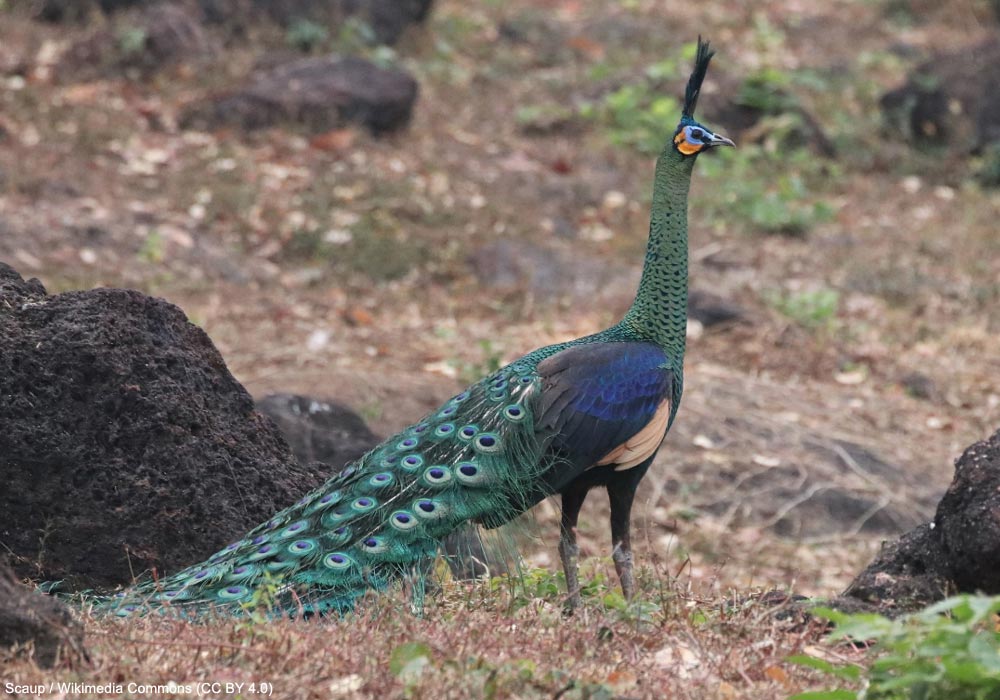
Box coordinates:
[0,564,84,668]
[37,0,433,46]
[838,428,1000,615]
[881,38,1000,152]
[179,54,418,134]
[0,262,327,590]
[256,393,379,469]
[57,2,213,80]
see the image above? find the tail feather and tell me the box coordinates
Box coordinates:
[100,361,555,617]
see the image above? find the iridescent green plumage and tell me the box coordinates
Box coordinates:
[100,38,731,617]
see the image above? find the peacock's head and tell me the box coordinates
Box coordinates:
[671,38,734,157]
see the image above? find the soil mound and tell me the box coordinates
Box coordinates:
[0,263,327,590]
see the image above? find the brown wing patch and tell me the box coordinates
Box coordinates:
[595,398,671,471]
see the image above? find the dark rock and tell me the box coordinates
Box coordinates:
[0,262,47,306]
[0,263,327,590]
[34,0,100,23]
[841,524,953,615]
[881,38,1000,151]
[935,430,1000,592]
[899,371,937,400]
[58,2,212,80]
[256,393,379,468]
[37,0,433,46]
[687,288,747,328]
[838,428,1000,615]
[0,564,85,667]
[342,0,433,45]
[139,3,213,68]
[213,0,433,45]
[179,55,418,134]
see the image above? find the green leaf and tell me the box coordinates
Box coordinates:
[788,690,857,700]
[389,641,432,681]
[787,655,861,680]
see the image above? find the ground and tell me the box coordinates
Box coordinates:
[1,0,999,697]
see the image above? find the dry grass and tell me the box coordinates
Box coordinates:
[4,574,848,700]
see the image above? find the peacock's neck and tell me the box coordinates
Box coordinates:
[621,148,694,366]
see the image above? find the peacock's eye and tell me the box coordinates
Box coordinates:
[689,128,704,141]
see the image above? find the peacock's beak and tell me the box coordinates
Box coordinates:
[706,131,735,148]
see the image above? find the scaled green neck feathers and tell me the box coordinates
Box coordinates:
[621,146,694,364]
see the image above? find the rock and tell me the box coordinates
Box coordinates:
[179,54,418,134]
[0,263,47,305]
[338,0,433,45]
[256,393,379,469]
[0,263,327,590]
[0,564,85,668]
[38,0,433,46]
[840,524,952,615]
[881,38,1000,151]
[58,2,213,80]
[33,0,101,23]
[837,428,1000,615]
[136,3,213,68]
[935,430,1000,593]
[687,288,747,328]
[899,371,937,400]
[201,0,434,45]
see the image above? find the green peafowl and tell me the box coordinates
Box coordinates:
[104,38,733,617]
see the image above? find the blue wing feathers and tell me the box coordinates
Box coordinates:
[536,342,673,473]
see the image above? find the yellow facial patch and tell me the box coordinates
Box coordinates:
[673,131,702,156]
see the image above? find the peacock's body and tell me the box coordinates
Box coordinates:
[104,38,733,617]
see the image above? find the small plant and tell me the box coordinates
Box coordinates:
[389,641,432,686]
[515,103,576,134]
[698,145,835,236]
[116,26,148,56]
[457,339,504,384]
[737,67,798,114]
[333,15,376,53]
[974,143,1000,188]
[767,287,839,329]
[286,18,330,52]
[790,595,1000,700]
[581,84,681,155]
[138,230,164,264]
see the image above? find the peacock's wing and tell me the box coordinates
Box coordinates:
[102,356,557,616]
[532,341,674,493]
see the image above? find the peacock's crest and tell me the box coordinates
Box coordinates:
[682,36,715,121]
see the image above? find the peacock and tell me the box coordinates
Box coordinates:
[103,38,733,617]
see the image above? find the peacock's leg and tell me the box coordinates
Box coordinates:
[559,484,589,610]
[607,461,652,601]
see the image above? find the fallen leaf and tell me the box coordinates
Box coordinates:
[606,670,638,691]
[310,128,356,152]
[566,35,605,60]
[764,665,790,687]
[343,307,373,326]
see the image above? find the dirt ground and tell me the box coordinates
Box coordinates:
[1,0,999,696]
